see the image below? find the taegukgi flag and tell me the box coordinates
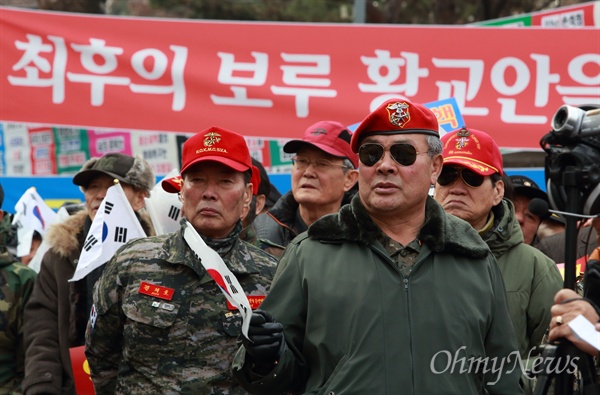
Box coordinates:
[182,221,252,339]
[70,182,146,282]
[144,169,183,235]
[12,187,57,258]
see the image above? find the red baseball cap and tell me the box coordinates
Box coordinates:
[283,121,359,168]
[162,168,261,196]
[174,126,259,194]
[441,127,503,176]
[161,175,183,193]
[351,98,439,152]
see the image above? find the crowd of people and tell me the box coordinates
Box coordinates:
[1,97,599,395]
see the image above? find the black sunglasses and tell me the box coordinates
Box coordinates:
[437,166,485,188]
[358,143,430,167]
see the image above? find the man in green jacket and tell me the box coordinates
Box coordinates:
[433,127,563,393]
[232,99,523,394]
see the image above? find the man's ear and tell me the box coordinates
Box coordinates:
[430,154,444,186]
[343,170,359,192]
[255,194,267,215]
[492,180,505,206]
[243,183,253,207]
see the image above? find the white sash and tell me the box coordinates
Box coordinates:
[183,221,252,339]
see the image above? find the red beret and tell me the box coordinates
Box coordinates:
[351,98,439,152]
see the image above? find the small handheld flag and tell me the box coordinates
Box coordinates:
[70,182,146,282]
[12,187,57,258]
[145,169,183,235]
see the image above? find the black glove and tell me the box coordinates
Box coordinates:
[241,309,284,374]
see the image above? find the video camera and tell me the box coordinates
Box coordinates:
[532,105,600,395]
[540,104,600,216]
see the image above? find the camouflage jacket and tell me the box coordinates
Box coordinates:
[85,220,277,395]
[0,250,36,395]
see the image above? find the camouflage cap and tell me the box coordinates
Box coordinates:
[73,153,155,192]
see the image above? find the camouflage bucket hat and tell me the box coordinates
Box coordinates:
[73,153,155,192]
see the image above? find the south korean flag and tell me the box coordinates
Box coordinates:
[144,169,183,235]
[70,182,146,282]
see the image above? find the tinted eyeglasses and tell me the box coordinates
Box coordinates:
[358,143,431,167]
[291,156,350,171]
[437,166,485,188]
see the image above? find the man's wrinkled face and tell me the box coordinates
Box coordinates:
[358,134,442,220]
[181,161,252,239]
[512,194,541,244]
[291,145,357,209]
[84,174,144,221]
[434,166,504,231]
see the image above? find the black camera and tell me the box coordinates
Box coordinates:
[551,105,600,141]
[541,104,600,216]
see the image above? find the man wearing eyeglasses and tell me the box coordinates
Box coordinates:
[253,121,359,258]
[433,127,562,392]
[232,99,523,394]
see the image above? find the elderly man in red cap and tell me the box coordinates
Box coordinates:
[433,127,562,393]
[253,120,359,258]
[85,127,278,394]
[232,99,523,394]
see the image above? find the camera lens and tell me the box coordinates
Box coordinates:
[552,107,568,131]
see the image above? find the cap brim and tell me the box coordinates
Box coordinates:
[443,157,499,176]
[72,169,125,187]
[181,156,250,175]
[161,178,182,193]
[514,186,548,202]
[283,140,347,159]
[546,213,566,225]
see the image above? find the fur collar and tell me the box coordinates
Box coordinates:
[46,210,88,258]
[309,194,489,259]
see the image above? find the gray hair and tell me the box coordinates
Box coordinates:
[427,135,443,157]
[342,158,355,174]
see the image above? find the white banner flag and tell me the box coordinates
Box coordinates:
[12,187,57,258]
[145,169,183,235]
[28,204,81,273]
[182,221,252,339]
[70,183,146,282]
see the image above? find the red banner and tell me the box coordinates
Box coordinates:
[0,7,598,149]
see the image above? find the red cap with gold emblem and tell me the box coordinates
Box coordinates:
[441,127,503,176]
[161,175,183,193]
[351,98,439,152]
[165,126,259,194]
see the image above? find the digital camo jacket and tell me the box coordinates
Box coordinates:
[85,220,277,395]
[0,251,36,395]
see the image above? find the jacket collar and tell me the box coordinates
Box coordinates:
[309,194,489,259]
[482,199,523,258]
[267,190,299,229]
[158,221,261,277]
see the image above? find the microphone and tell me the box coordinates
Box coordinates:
[528,198,600,220]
